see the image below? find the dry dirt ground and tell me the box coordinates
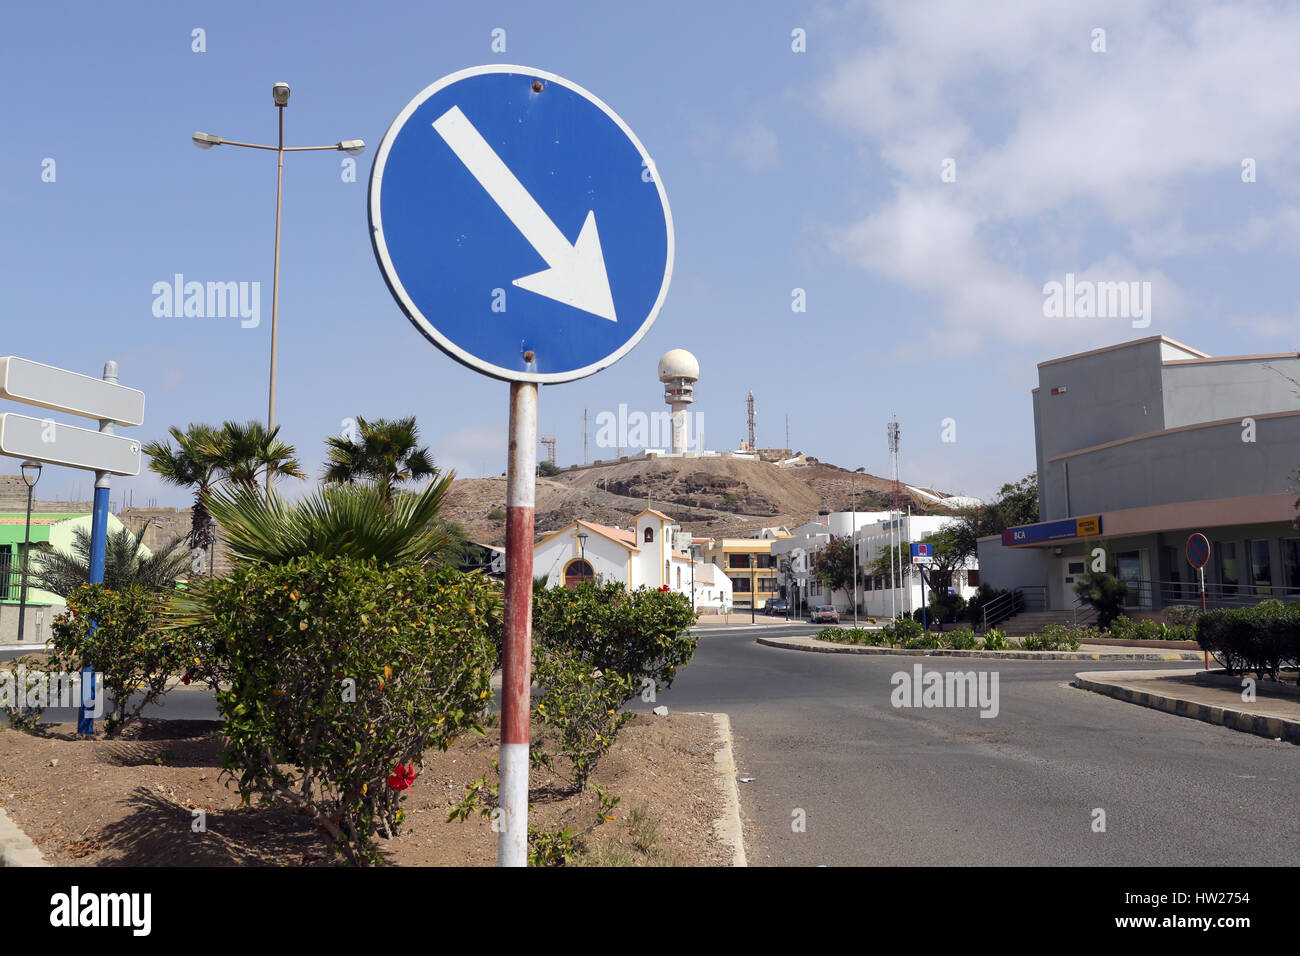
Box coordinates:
[0,712,730,867]
[445,455,951,547]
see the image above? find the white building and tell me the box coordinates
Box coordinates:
[773,510,980,620]
[531,508,730,610]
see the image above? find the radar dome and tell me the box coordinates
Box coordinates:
[658,349,699,382]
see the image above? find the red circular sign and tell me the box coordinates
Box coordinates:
[1186,533,1211,569]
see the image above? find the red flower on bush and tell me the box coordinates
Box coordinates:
[658,584,670,592]
[386,763,416,791]
[181,673,192,686]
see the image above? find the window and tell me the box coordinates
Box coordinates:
[755,554,776,569]
[563,559,593,588]
[967,569,980,587]
[730,576,751,592]
[1282,538,1300,594]
[676,567,681,589]
[1115,550,1142,604]
[644,527,654,543]
[728,553,751,569]
[757,577,778,593]
[1248,540,1272,595]
[1217,541,1239,596]
[0,545,13,601]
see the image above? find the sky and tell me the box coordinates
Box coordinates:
[2,0,1299,511]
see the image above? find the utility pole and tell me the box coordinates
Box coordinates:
[583,408,589,465]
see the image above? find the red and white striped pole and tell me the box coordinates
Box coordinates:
[500,380,537,865]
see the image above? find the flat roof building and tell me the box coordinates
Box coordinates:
[978,335,1300,612]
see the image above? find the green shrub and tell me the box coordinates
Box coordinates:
[487,507,506,521]
[1107,616,1193,642]
[531,646,636,789]
[0,656,47,731]
[1196,602,1300,681]
[532,582,697,695]
[179,556,499,865]
[1162,605,1202,629]
[942,628,980,650]
[50,585,190,737]
[1073,564,1128,628]
[880,617,923,647]
[817,626,881,645]
[981,629,1008,650]
[903,631,942,649]
[1035,624,1083,651]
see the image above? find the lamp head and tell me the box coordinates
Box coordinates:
[338,139,366,156]
[20,460,42,488]
[272,82,291,107]
[191,131,221,149]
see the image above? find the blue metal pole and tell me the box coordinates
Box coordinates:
[921,565,927,632]
[78,360,117,735]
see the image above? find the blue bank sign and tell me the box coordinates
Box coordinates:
[1002,514,1102,546]
[369,65,674,383]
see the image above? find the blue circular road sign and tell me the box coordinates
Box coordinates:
[369,65,674,383]
[1187,533,1210,568]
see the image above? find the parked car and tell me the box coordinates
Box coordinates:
[811,605,840,624]
[763,598,790,616]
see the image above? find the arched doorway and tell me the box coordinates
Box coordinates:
[564,558,594,588]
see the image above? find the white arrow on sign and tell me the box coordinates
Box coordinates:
[0,413,141,476]
[432,105,617,322]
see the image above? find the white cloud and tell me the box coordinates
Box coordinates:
[817,0,1300,348]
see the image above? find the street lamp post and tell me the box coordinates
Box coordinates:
[16,460,42,643]
[689,544,697,612]
[192,83,365,494]
[576,530,589,584]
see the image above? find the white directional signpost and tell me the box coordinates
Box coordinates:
[0,356,146,733]
[912,542,934,632]
[369,65,673,866]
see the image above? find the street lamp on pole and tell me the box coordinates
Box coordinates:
[689,544,697,612]
[576,531,589,584]
[192,82,365,494]
[16,460,42,643]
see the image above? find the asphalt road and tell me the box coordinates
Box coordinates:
[643,623,1299,866]
[9,622,1296,866]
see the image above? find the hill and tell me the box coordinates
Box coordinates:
[441,454,956,547]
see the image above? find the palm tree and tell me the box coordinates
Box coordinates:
[32,518,190,596]
[143,423,221,562]
[203,420,305,490]
[201,474,456,567]
[323,416,436,503]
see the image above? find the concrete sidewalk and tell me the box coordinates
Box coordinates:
[1074,668,1300,745]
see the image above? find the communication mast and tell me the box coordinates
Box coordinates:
[539,435,557,466]
[746,390,756,450]
[887,416,902,620]
[583,408,589,465]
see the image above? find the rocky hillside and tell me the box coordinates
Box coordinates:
[442,455,954,547]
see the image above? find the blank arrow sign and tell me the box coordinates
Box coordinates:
[0,413,142,475]
[432,105,617,322]
[0,356,145,426]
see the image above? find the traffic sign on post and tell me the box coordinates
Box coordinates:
[1187,533,1210,569]
[911,542,934,565]
[369,64,674,383]
[369,66,672,867]
[0,413,141,475]
[0,356,145,426]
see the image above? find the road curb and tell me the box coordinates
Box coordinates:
[0,806,48,867]
[756,635,1202,662]
[1073,672,1300,745]
[705,713,747,867]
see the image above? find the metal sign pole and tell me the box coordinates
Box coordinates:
[499,380,537,866]
[78,360,117,736]
[1199,565,1208,670]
